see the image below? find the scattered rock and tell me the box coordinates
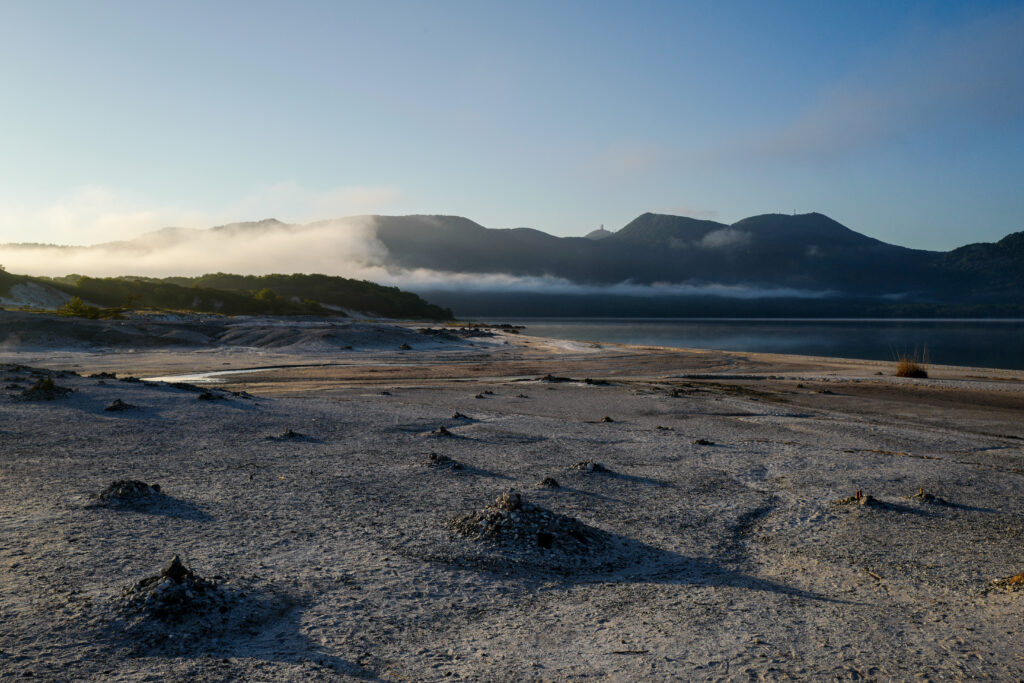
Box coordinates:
[833,489,879,506]
[571,459,608,473]
[89,372,117,379]
[474,393,486,399]
[20,377,72,401]
[380,390,391,395]
[105,398,134,412]
[451,412,470,419]
[426,452,462,470]
[537,477,560,489]
[516,393,529,398]
[197,391,221,401]
[583,378,610,385]
[599,416,614,423]
[482,390,494,395]
[539,374,571,383]
[693,438,715,446]
[433,426,453,436]
[656,425,672,431]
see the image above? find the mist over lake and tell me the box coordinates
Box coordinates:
[493,318,1024,371]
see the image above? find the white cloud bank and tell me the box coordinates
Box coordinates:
[0,216,834,300]
[0,183,401,246]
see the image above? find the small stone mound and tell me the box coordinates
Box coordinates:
[425,452,461,470]
[989,571,1024,593]
[537,477,560,489]
[833,489,879,507]
[450,490,603,556]
[118,556,235,647]
[571,459,608,473]
[911,488,951,506]
[105,398,134,412]
[97,480,162,504]
[20,377,73,401]
[693,438,715,446]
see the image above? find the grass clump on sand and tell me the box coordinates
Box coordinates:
[894,349,929,378]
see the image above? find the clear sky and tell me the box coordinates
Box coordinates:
[1,0,1022,250]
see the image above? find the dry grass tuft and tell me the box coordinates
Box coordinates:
[894,349,929,378]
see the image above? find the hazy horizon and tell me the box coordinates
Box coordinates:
[1,1,1022,254]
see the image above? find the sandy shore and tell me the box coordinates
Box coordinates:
[1,314,1022,680]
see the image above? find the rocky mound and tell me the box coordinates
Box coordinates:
[571,459,609,473]
[832,489,879,507]
[425,453,461,470]
[114,556,251,652]
[96,480,162,505]
[20,377,72,401]
[448,490,616,569]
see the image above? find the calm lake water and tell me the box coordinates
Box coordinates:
[489,318,1024,371]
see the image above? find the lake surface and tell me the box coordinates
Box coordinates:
[489,318,1024,371]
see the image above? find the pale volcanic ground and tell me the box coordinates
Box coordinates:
[1,312,1023,680]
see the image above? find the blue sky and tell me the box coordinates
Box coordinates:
[1,0,1021,250]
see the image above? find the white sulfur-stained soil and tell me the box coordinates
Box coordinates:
[1,313,1023,680]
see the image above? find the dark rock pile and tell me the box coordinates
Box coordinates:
[911,488,951,506]
[571,459,609,473]
[116,556,251,651]
[122,556,223,621]
[105,398,134,412]
[20,377,72,401]
[537,477,560,489]
[425,452,461,470]
[450,490,602,555]
[833,489,879,507]
[96,480,162,505]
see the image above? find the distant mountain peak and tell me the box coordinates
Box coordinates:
[584,226,613,240]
